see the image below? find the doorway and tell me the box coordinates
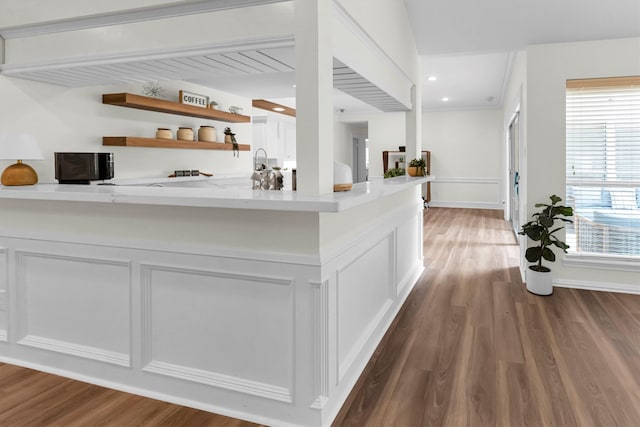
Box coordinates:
[508,111,520,234]
[352,134,368,183]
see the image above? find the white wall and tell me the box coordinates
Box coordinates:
[333,119,368,168]
[0,77,252,182]
[336,0,419,79]
[333,120,352,166]
[423,109,503,209]
[524,37,640,291]
[337,112,405,178]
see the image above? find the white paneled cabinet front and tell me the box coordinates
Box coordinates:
[140,264,295,402]
[0,199,424,427]
[337,235,393,381]
[16,250,131,366]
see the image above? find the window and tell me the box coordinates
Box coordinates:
[566,77,640,258]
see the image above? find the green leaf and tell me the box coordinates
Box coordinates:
[556,206,573,216]
[552,240,570,251]
[540,215,554,228]
[542,247,556,262]
[525,226,544,240]
[525,247,543,263]
[550,194,562,205]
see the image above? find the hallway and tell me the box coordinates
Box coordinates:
[334,208,640,426]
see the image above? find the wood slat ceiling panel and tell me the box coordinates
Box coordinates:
[239,50,294,72]
[100,65,164,82]
[155,59,199,75]
[140,60,188,78]
[1,46,407,111]
[332,61,409,112]
[215,52,271,74]
[80,65,142,83]
[181,56,237,75]
[17,72,74,86]
[172,57,221,74]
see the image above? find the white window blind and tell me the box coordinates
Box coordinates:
[566,77,640,258]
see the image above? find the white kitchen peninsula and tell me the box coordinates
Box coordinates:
[0,176,431,427]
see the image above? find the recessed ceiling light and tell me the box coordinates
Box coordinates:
[427,76,437,81]
[442,97,449,102]
[292,84,297,88]
[273,107,286,112]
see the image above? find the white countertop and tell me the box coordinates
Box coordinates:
[0,176,434,212]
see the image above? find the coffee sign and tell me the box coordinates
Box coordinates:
[179,90,209,108]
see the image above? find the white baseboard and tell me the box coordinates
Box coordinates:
[428,201,503,210]
[554,279,640,295]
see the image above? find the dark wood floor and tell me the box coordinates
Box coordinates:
[333,208,640,426]
[2,208,640,426]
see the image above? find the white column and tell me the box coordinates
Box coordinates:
[405,81,422,160]
[295,0,334,195]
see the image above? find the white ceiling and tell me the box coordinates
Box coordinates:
[2,0,638,113]
[404,0,640,111]
[194,0,640,112]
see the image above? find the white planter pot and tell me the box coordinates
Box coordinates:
[526,267,553,296]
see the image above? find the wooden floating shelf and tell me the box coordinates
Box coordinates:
[103,137,250,151]
[102,93,251,123]
[252,99,296,117]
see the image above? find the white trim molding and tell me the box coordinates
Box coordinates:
[0,228,321,267]
[429,201,504,210]
[18,335,130,367]
[563,254,640,273]
[430,176,504,210]
[554,279,640,295]
[308,280,330,410]
[143,360,293,403]
[434,176,502,185]
[0,0,288,39]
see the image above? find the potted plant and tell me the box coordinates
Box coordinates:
[407,157,426,177]
[518,194,573,295]
[384,167,405,178]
